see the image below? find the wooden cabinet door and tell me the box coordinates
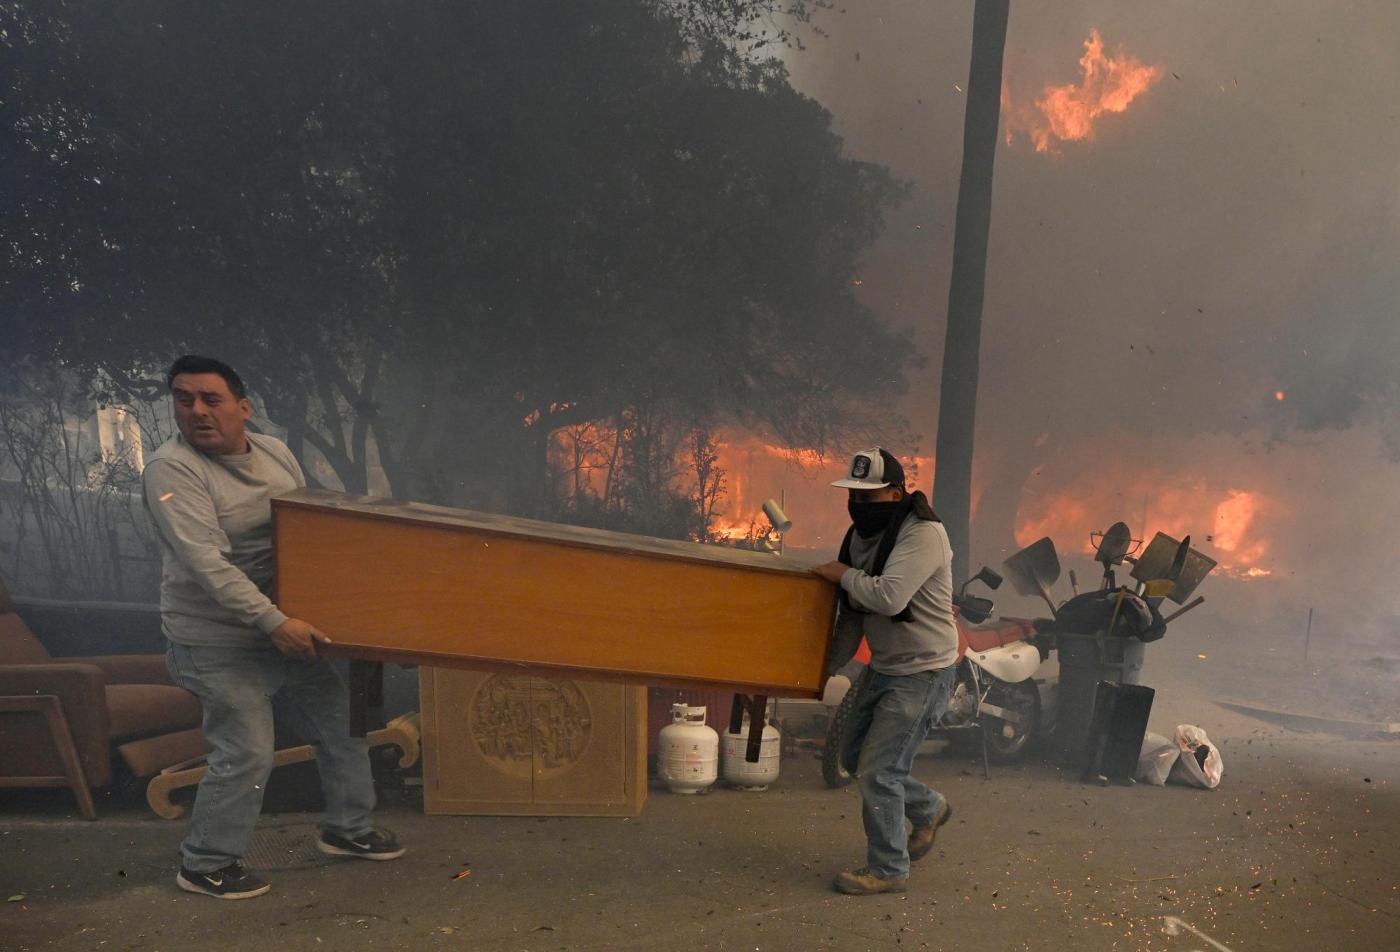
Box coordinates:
[421,667,645,816]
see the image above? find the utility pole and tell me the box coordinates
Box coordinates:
[932,0,1011,584]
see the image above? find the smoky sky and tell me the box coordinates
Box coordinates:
[774,0,1400,622]
[784,0,1400,451]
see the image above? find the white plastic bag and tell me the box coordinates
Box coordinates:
[1136,731,1180,786]
[1167,724,1223,789]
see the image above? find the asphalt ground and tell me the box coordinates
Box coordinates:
[3,696,1396,952]
[5,607,1399,951]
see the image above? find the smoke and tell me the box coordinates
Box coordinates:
[1268,214,1400,452]
[775,0,1400,630]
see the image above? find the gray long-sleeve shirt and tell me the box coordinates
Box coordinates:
[832,515,958,675]
[142,431,304,648]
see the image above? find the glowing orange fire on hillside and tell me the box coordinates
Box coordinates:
[552,420,1279,580]
[1004,29,1163,153]
[549,424,930,554]
[1016,474,1275,580]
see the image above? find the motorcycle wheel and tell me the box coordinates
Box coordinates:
[821,670,865,788]
[981,679,1041,764]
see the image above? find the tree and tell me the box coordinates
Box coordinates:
[0,360,161,598]
[687,426,728,542]
[2,0,914,537]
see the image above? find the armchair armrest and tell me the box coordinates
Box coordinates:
[0,662,113,780]
[64,655,173,686]
[0,661,106,699]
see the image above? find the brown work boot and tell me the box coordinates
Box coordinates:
[908,801,953,862]
[833,867,908,895]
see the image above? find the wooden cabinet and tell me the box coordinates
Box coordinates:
[420,667,646,816]
[273,489,835,697]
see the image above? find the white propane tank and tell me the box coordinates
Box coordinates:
[721,720,781,790]
[658,704,718,794]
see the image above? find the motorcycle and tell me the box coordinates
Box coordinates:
[820,566,1048,787]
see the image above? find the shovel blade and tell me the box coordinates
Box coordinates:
[1001,537,1061,598]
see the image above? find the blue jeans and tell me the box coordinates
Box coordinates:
[166,643,377,873]
[840,667,955,878]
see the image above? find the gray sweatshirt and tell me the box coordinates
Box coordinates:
[832,515,958,675]
[142,431,305,648]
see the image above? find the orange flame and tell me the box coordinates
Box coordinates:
[1212,489,1269,565]
[1005,30,1162,153]
[710,435,937,552]
[1016,470,1277,580]
[550,423,935,554]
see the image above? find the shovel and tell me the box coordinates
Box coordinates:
[1131,532,1217,604]
[1092,521,1134,589]
[1108,535,1192,636]
[1001,537,1061,617]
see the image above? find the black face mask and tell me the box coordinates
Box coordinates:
[848,500,903,539]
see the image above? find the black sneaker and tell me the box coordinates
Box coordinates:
[176,863,271,900]
[316,829,406,861]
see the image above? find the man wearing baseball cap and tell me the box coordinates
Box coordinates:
[812,447,958,895]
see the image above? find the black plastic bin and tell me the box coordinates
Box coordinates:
[1080,681,1156,781]
[1053,632,1145,759]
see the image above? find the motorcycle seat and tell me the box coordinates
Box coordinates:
[963,618,1036,654]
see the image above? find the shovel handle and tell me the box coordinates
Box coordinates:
[1162,596,1205,625]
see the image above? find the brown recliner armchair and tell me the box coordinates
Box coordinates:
[0,577,203,819]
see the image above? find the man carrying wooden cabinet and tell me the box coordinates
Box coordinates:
[142,355,404,900]
[811,448,958,895]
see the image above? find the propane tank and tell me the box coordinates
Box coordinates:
[721,719,781,790]
[657,704,718,794]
